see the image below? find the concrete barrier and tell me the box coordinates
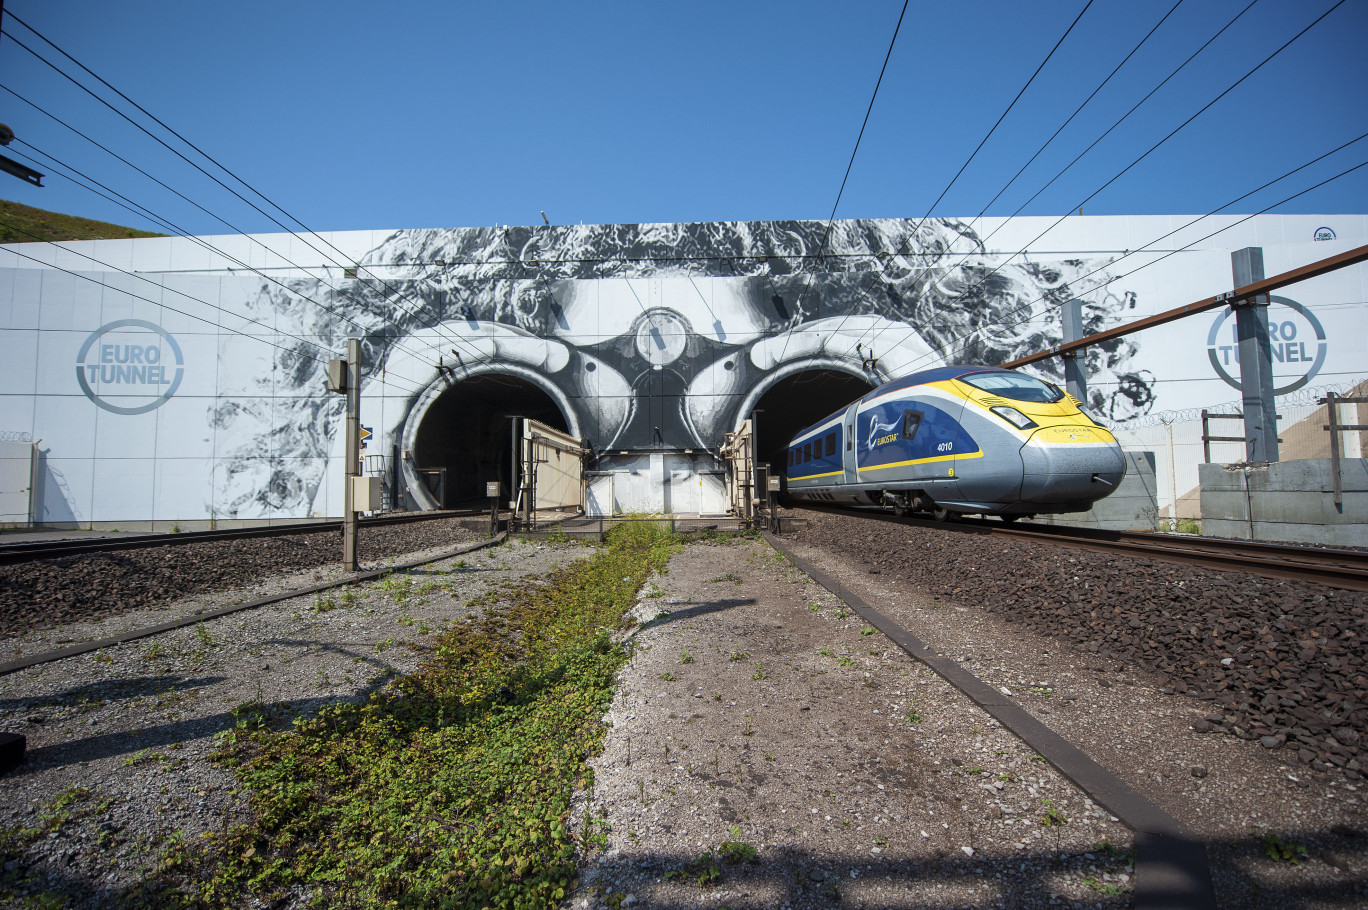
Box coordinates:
[1199,459,1368,545]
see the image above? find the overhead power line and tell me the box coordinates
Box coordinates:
[825,0,1096,359]
[849,0,1348,366]
[0,218,437,393]
[872,142,1368,376]
[772,0,910,367]
[0,17,496,372]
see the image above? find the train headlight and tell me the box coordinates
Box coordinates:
[990,405,1038,430]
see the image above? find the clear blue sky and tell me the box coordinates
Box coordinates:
[0,0,1363,236]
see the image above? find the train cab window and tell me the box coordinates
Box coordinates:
[803,443,812,462]
[961,371,1064,403]
[824,432,836,457]
[902,409,923,440]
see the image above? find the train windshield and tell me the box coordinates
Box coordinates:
[960,371,1063,403]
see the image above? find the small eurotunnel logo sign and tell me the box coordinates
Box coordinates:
[75,319,184,415]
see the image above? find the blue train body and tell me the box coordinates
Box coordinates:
[784,366,1126,519]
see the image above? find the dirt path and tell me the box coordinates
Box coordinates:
[570,534,1368,910]
[570,537,1135,910]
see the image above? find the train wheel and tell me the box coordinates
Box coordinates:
[931,506,951,522]
[999,514,1020,524]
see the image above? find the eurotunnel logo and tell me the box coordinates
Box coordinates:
[1206,296,1326,395]
[75,319,184,415]
[1314,226,1336,241]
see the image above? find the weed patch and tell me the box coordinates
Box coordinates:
[131,520,679,909]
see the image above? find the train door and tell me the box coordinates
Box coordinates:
[842,403,860,485]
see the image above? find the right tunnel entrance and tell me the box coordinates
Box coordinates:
[749,369,875,475]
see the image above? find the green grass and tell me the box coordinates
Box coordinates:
[129,520,679,909]
[0,198,164,243]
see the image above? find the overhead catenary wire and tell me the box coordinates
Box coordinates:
[1,135,449,393]
[770,0,909,367]
[845,0,1263,361]
[2,138,438,388]
[0,21,496,371]
[854,131,1368,378]
[966,0,1186,232]
[0,82,471,374]
[817,0,1096,358]
[0,221,440,393]
[952,0,1262,259]
[882,151,1368,376]
[849,0,1349,368]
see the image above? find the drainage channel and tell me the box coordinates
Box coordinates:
[764,531,1217,910]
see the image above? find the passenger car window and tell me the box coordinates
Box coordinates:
[902,410,922,440]
[825,432,836,457]
[803,443,811,462]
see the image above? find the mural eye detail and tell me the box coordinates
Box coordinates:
[585,361,596,372]
[634,309,689,366]
[723,360,734,371]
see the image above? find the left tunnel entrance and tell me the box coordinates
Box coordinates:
[408,374,570,508]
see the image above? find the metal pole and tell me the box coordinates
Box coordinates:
[1061,298,1087,402]
[1327,392,1343,508]
[1163,420,1178,531]
[343,338,360,572]
[1231,248,1279,463]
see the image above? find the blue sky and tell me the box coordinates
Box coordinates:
[0,0,1363,236]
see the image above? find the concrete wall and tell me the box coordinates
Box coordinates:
[1199,459,1368,545]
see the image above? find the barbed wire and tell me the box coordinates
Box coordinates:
[1120,379,1367,428]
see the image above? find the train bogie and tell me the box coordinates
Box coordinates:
[784,366,1125,519]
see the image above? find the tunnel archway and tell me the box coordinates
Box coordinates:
[743,365,875,474]
[403,371,573,509]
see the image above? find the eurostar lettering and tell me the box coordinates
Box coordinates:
[76,320,185,415]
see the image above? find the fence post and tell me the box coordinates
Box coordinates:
[1327,392,1343,508]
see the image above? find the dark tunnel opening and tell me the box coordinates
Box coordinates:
[750,370,875,475]
[409,374,569,508]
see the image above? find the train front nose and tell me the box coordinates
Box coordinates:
[1018,426,1126,506]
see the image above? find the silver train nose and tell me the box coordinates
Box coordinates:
[1019,433,1127,505]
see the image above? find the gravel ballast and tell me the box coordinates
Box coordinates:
[0,518,479,637]
[2,516,1366,909]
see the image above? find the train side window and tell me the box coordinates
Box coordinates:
[803,443,812,462]
[825,432,836,457]
[902,409,923,440]
[847,424,853,450]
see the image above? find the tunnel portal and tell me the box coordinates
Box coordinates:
[750,369,875,474]
[409,373,569,508]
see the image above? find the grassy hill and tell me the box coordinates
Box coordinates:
[0,199,165,243]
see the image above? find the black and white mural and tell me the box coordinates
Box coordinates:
[1,214,1363,523]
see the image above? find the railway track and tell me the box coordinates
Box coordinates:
[793,504,1368,592]
[0,509,484,566]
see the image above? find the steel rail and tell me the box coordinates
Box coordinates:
[0,510,486,566]
[765,532,1217,909]
[0,533,505,678]
[794,505,1368,592]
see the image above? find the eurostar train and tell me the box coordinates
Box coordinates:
[783,366,1126,520]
